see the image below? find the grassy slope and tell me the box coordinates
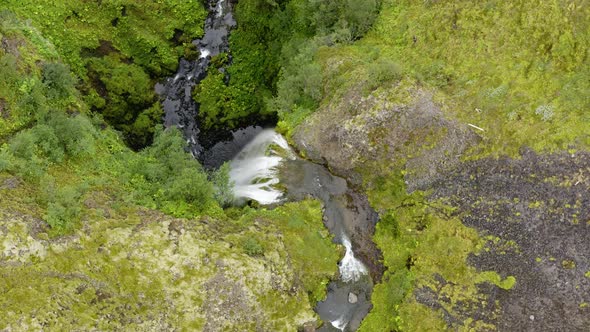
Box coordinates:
[284,0,589,330]
[363,0,589,157]
[0,2,340,330]
[0,188,339,330]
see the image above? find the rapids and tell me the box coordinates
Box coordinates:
[156,0,236,158]
[228,129,378,331]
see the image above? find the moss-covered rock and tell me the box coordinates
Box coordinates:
[0,199,339,331]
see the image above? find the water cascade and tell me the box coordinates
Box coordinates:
[156,0,235,158]
[228,129,294,205]
[228,130,380,331]
[156,1,381,329]
[339,235,369,283]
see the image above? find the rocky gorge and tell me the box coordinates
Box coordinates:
[1,0,589,331]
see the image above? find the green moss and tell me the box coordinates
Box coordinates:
[357,170,501,330]
[562,259,576,269]
[0,198,339,329]
[300,0,589,159]
[476,272,517,290]
[362,0,589,156]
[1,1,207,148]
[242,236,265,256]
[238,200,340,303]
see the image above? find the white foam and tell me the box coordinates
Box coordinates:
[200,48,211,58]
[331,317,347,331]
[339,235,368,283]
[215,0,225,17]
[229,130,293,205]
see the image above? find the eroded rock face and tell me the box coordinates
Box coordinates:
[429,149,590,331]
[291,80,590,330]
[293,83,478,190]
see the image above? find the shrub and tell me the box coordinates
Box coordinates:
[0,145,13,172]
[41,112,97,159]
[40,175,86,235]
[45,185,84,234]
[367,58,403,91]
[126,126,217,216]
[3,112,97,181]
[42,62,76,100]
[342,0,379,40]
[17,80,48,121]
[211,162,235,207]
[87,56,158,149]
[243,236,264,256]
[165,167,214,205]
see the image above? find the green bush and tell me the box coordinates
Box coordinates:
[87,55,158,149]
[42,62,76,100]
[125,126,217,217]
[165,167,213,206]
[243,236,264,256]
[211,162,235,208]
[43,112,97,158]
[342,0,379,40]
[0,54,20,92]
[45,185,85,234]
[2,1,207,150]
[192,0,381,132]
[2,112,98,181]
[193,70,231,129]
[366,58,403,91]
[0,147,12,172]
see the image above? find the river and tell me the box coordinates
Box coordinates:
[226,128,381,331]
[156,0,382,329]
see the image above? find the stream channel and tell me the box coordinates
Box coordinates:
[156,1,382,330]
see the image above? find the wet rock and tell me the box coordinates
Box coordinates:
[158,0,236,159]
[280,159,384,281]
[291,75,590,330]
[348,292,358,304]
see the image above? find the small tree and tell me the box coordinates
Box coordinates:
[211,162,235,207]
[42,62,76,100]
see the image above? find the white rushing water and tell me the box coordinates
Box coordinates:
[229,129,293,205]
[339,235,369,283]
[199,48,211,58]
[331,317,348,331]
[215,0,225,17]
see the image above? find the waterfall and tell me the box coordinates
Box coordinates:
[227,129,374,331]
[331,317,348,331]
[229,129,294,205]
[339,235,368,283]
[157,0,236,159]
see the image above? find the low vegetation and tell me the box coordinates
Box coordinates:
[1,1,207,148]
[194,0,380,133]
[2,0,589,330]
[283,0,589,330]
[0,2,345,329]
